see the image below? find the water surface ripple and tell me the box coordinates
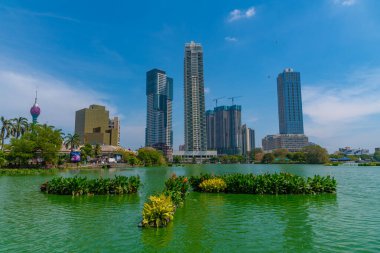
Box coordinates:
[1,164,379,252]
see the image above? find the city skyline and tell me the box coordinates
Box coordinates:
[1,0,380,152]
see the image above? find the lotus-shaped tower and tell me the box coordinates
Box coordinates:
[30,91,40,124]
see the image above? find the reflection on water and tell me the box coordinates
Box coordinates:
[0,164,379,252]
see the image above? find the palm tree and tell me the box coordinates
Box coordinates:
[64,133,80,150]
[54,128,65,142]
[41,123,55,130]
[12,117,28,139]
[0,116,13,151]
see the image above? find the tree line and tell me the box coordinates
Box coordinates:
[0,115,167,168]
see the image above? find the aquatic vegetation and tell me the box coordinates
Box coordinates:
[190,173,336,195]
[199,178,227,193]
[40,175,140,196]
[163,174,189,207]
[141,172,336,228]
[141,174,190,228]
[141,194,175,228]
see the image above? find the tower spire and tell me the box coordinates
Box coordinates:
[30,89,41,124]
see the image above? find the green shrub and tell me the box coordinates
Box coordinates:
[163,174,189,207]
[40,175,140,196]
[189,173,213,191]
[199,178,227,193]
[141,194,175,228]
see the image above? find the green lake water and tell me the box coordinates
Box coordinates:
[1,164,379,252]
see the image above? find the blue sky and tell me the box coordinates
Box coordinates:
[1,0,380,152]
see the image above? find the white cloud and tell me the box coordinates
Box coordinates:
[225,36,238,42]
[227,7,256,22]
[303,67,380,151]
[0,68,144,149]
[334,0,357,6]
[0,70,110,128]
[204,87,211,94]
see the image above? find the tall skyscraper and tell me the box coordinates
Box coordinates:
[206,105,242,155]
[277,68,304,134]
[145,69,173,150]
[262,68,308,152]
[242,124,255,156]
[184,41,207,151]
[75,105,120,146]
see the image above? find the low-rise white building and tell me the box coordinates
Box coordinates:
[262,134,309,152]
[172,150,217,163]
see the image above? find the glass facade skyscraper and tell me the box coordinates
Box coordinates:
[145,69,173,149]
[206,105,242,155]
[184,41,207,151]
[277,68,304,134]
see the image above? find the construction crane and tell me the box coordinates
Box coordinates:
[227,96,243,105]
[212,96,225,107]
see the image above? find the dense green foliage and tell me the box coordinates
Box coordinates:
[259,146,329,164]
[137,147,166,166]
[199,178,227,193]
[64,133,80,150]
[0,151,7,167]
[40,175,140,195]
[117,148,141,166]
[190,173,336,194]
[1,116,14,151]
[80,144,94,161]
[8,124,63,165]
[262,153,275,163]
[219,155,245,164]
[302,145,329,164]
[287,152,306,163]
[141,194,175,228]
[163,174,189,207]
[94,144,102,157]
[172,155,182,164]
